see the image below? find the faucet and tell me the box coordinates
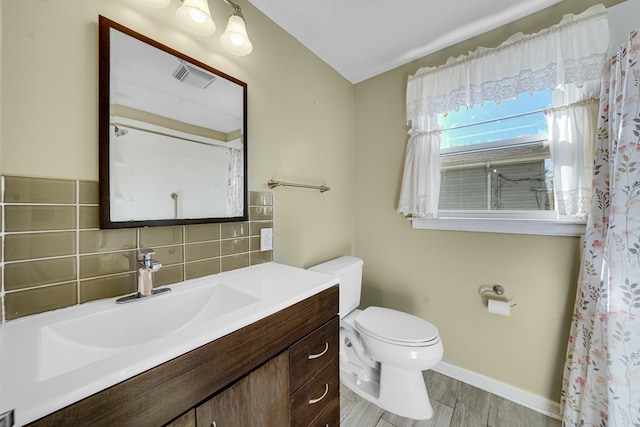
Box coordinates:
[137,248,162,296]
[116,248,170,303]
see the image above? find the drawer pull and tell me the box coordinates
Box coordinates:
[308,342,329,360]
[309,384,329,404]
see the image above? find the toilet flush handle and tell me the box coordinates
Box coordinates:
[308,342,329,360]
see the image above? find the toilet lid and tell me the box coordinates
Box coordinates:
[355,306,439,345]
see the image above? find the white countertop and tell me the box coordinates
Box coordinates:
[0,262,337,426]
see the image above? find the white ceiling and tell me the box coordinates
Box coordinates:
[111,29,243,132]
[247,0,563,84]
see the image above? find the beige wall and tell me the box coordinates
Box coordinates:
[0,0,355,269]
[353,0,630,403]
[3,0,640,407]
[355,68,579,402]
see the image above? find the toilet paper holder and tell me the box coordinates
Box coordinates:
[479,285,517,307]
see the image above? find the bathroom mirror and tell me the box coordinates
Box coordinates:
[98,16,248,228]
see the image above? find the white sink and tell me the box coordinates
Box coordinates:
[38,284,259,381]
[1,262,337,426]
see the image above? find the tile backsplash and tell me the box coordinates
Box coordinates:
[0,175,274,322]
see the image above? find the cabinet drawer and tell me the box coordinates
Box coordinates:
[290,316,339,393]
[290,357,339,427]
[308,394,340,427]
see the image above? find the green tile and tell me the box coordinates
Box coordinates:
[154,264,184,287]
[140,226,183,247]
[79,273,136,303]
[79,251,136,279]
[79,206,99,229]
[4,257,77,291]
[221,222,249,239]
[185,241,220,261]
[5,282,77,320]
[4,232,76,261]
[185,223,220,243]
[153,245,184,266]
[4,176,76,204]
[221,238,249,256]
[79,180,99,204]
[0,176,279,319]
[249,191,273,206]
[249,206,273,221]
[185,259,220,279]
[5,206,76,232]
[79,229,137,253]
[220,254,249,272]
[249,236,260,251]
[250,251,272,265]
[249,221,273,236]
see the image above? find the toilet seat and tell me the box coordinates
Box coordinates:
[355,306,440,347]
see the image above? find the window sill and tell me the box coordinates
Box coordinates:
[410,215,586,237]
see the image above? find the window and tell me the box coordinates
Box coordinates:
[399,5,609,236]
[411,89,586,236]
[437,89,553,212]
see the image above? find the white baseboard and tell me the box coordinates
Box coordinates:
[431,361,561,420]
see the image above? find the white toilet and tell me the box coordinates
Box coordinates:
[309,256,444,420]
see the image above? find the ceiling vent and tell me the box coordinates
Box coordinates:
[172,62,216,89]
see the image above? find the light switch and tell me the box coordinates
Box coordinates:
[260,228,273,251]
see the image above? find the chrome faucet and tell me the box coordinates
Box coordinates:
[116,248,170,303]
[137,248,162,296]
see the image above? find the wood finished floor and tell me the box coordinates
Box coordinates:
[340,371,562,427]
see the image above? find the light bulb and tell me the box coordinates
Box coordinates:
[220,15,252,56]
[176,0,215,35]
[189,9,207,24]
[230,33,245,46]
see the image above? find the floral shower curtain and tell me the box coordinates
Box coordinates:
[226,147,243,216]
[561,30,640,426]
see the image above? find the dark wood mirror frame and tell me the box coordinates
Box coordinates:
[98,16,248,229]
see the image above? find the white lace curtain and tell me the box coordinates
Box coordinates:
[398,117,441,218]
[545,90,599,218]
[399,4,610,218]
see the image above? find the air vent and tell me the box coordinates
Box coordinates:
[172,62,216,89]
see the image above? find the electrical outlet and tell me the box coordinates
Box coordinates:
[260,228,273,251]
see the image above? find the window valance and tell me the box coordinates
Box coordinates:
[406,4,609,121]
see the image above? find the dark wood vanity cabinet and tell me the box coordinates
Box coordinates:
[289,316,340,426]
[28,285,339,427]
[195,351,290,426]
[187,315,340,427]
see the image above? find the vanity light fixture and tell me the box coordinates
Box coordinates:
[139,0,253,56]
[219,0,253,56]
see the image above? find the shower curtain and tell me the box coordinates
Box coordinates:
[226,147,243,217]
[561,30,640,426]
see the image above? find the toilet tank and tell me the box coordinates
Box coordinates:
[308,256,363,318]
